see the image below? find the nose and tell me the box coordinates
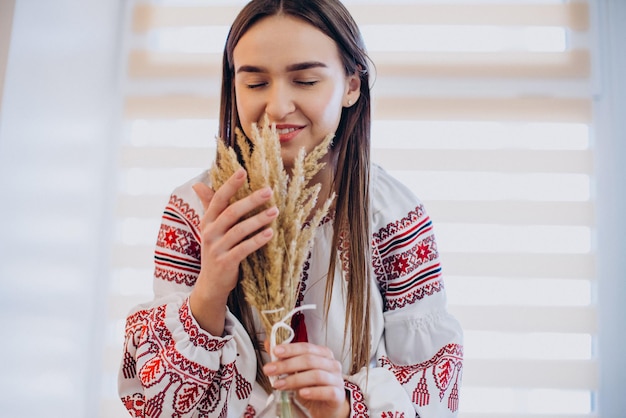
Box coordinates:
[265,82,295,121]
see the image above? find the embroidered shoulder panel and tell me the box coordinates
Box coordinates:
[373,205,443,311]
[155,194,202,287]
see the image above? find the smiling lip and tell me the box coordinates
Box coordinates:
[275,125,304,143]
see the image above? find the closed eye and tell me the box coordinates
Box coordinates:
[295,80,319,87]
[246,82,267,89]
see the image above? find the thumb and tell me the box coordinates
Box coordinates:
[192,182,215,211]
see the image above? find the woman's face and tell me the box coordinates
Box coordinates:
[232,15,360,171]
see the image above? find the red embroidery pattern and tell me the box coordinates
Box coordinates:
[123,309,151,380]
[448,381,460,412]
[244,404,257,417]
[381,412,405,418]
[154,194,203,288]
[234,364,253,400]
[180,299,228,351]
[121,302,254,417]
[155,266,198,287]
[145,306,213,381]
[384,235,438,280]
[157,225,200,257]
[374,205,427,242]
[167,194,201,232]
[121,393,145,417]
[414,370,430,407]
[295,257,311,308]
[119,193,255,416]
[379,343,463,413]
[344,380,369,418]
[373,206,443,311]
[384,280,444,311]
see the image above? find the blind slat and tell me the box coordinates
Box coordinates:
[463,359,597,389]
[442,252,594,279]
[426,201,593,225]
[111,245,595,280]
[374,97,592,122]
[132,3,589,31]
[132,5,237,31]
[376,149,592,173]
[119,146,592,173]
[116,195,593,226]
[124,96,592,122]
[449,305,597,333]
[128,49,591,79]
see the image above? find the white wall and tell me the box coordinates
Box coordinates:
[0,1,122,416]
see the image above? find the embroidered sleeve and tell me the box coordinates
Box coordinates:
[118,176,258,417]
[119,296,257,417]
[344,380,369,418]
[372,202,464,417]
[344,367,415,418]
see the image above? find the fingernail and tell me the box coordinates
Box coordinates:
[263,364,276,374]
[235,168,246,179]
[265,207,278,217]
[273,379,286,388]
[273,345,285,355]
[259,187,272,198]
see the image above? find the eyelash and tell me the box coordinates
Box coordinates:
[296,80,318,87]
[245,80,319,89]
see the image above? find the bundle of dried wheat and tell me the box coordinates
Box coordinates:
[210,116,335,342]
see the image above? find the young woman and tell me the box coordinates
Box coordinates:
[119,1,463,417]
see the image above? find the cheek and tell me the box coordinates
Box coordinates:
[315,88,345,130]
[319,107,342,134]
[235,89,262,134]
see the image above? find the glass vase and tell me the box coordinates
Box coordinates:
[257,389,312,418]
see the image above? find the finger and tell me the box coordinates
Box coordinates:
[273,343,335,360]
[298,385,346,403]
[263,353,342,378]
[273,368,344,392]
[205,168,247,221]
[220,205,278,251]
[192,182,215,211]
[226,226,275,265]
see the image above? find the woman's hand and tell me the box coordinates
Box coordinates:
[263,342,350,418]
[189,168,278,336]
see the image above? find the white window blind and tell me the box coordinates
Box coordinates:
[101,1,597,417]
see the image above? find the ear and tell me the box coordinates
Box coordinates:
[344,72,361,108]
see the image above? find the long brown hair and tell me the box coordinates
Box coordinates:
[219,0,372,390]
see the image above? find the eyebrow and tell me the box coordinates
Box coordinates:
[236,61,328,74]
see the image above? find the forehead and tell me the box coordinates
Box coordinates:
[233,15,343,69]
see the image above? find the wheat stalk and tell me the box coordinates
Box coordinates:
[210,115,335,342]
